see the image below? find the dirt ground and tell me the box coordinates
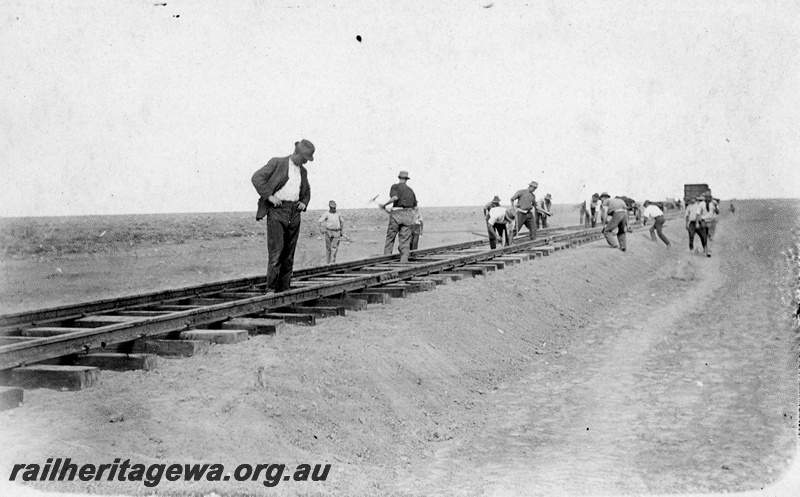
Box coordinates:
[0,200,798,496]
[0,204,580,314]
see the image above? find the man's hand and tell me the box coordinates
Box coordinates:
[297,202,307,211]
[267,195,282,207]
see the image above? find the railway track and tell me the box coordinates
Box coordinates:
[0,219,658,407]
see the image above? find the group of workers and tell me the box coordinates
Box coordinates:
[481,181,553,249]
[251,139,722,293]
[250,141,428,294]
[683,190,720,257]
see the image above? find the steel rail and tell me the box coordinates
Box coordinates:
[0,225,580,330]
[0,234,589,370]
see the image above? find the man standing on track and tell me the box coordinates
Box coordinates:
[251,139,314,293]
[318,200,344,264]
[642,200,671,247]
[511,181,540,241]
[378,170,417,263]
[600,192,628,251]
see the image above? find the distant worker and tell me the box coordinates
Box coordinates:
[318,200,344,264]
[581,193,598,228]
[537,193,553,229]
[600,192,628,251]
[251,139,314,293]
[642,200,671,247]
[484,196,502,241]
[700,191,720,241]
[684,196,708,255]
[486,205,515,249]
[698,191,719,257]
[410,205,423,251]
[729,201,736,214]
[511,181,546,241]
[378,170,417,262]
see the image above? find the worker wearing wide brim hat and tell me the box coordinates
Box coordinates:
[510,181,544,241]
[251,139,316,293]
[378,171,418,262]
[482,195,504,245]
[483,196,502,216]
[537,193,554,229]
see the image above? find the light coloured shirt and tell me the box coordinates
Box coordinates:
[685,203,701,223]
[538,199,552,214]
[487,206,511,225]
[318,211,343,231]
[511,189,536,212]
[698,200,718,222]
[273,159,302,201]
[603,197,627,213]
[643,204,664,219]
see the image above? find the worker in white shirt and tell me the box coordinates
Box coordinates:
[318,200,344,264]
[486,206,516,249]
[684,196,708,255]
[642,200,671,247]
[698,190,719,257]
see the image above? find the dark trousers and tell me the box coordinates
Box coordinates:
[488,222,509,249]
[384,209,414,262]
[265,202,302,292]
[536,212,549,229]
[649,215,671,245]
[603,211,628,249]
[687,222,707,251]
[516,211,536,240]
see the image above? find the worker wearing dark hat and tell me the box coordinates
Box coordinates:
[599,192,628,251]
[378,171,417,262]
[318,200,344,264]
[483,195,502,242]
[483,196,502,218]
[511,181,543,240]
[251,139,315,293]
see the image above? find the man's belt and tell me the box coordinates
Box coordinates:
[391,207,414,211]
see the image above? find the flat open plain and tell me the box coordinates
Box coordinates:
[0,200,797,496]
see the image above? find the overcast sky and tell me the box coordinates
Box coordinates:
[2,0,798,217]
